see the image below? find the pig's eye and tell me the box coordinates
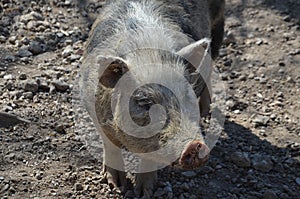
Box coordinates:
[136,98,153,107]
[133,91,153,108]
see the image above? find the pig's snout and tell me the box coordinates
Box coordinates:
[179,140,210,169]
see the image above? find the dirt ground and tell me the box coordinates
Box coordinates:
[0,0,299,198]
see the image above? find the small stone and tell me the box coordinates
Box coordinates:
[49,84,56,93]
[238,75,247,81]
[62,45,73,57]
[23,80,39,93]
[263,190,278,199]
[278,69,285,74]
[279,193,289,199]
[296,177,300,186]
[23,92,33,99]
[233,110,240,114]
[231,152,251,168]
[51,80,69,92]
[0,35,6,42]
[180,182,190,191]
[19,73,27,80]
[3,74,15,80]
[256,39,263,45]
[286,76,295,83]
[18,48,33,57]
[253,115,269,127]
[69,54,81,61]
[4,54,16,62]
[10,91,22,99]
[8,36,17,44]
[0,176,4,181]
[154,189,166,197]
[226,99,235,110]
[38,80,50,92]
[259,78,268,84]
[252,154,273,172]
[35,172,43,180]
[270,114,276,120]
[248,73,255,79]
[223,31,236,45]
[283,16,291,22]
[28,41,45,55]
[181,171,197,178]
[64,0,71,6]
[2,184,10,192]
[20,11,44,23]
[55,124,66,134]
[75,183,84,191]
[56,32,64,38]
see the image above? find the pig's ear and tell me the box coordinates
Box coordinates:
[97,56,129,88]
[176,38,211,68]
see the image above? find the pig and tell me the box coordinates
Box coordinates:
[80,0,225,198]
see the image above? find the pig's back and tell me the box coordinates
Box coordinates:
[84,0,210,56]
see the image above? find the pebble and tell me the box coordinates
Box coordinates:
[62,45,73,57]
[253,115,269,127]
[230,152,251,168]
[28,41,45,55]
[296,178,300,186]
[263,190,278,199]
[51,80,69,92]
[19,73,27,80]
[4,54,16,62]
[0,35,6,43]
[259,78,268,84]
[278,69,285,74]
[35,172,43,180]
[10,91,22,99]
[238,75,247,81]
[69,54,81,62]
[55,124,66,134]
[8,36,17,44]
[181,171,197,178]
[180,182,190,191]
[18,48,33,57]
[252,154,273,172]
[2,184,10,192]
[22,80,39,93]
[37,80,50,91]
[154,188,166,197]
[20,11,44,23]
[75,183,84,191]
[23,92,33,99]
[223,31,236,45]
[226,99,235,110]
[3,74,15,80]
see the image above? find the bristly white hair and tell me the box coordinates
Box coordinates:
[97,0,192,72]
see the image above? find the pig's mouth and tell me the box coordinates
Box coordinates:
[172,140,210,170]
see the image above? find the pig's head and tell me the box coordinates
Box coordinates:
[96,39,211,170]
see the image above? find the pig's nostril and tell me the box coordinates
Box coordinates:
[184,154,192,165]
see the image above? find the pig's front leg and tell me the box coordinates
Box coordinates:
[102,134,127,191]
[134,159,157,199]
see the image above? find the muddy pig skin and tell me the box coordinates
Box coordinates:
[80,0,224,198]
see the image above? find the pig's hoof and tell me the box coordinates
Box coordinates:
[104,166,127,192]
[134,171,157,199]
